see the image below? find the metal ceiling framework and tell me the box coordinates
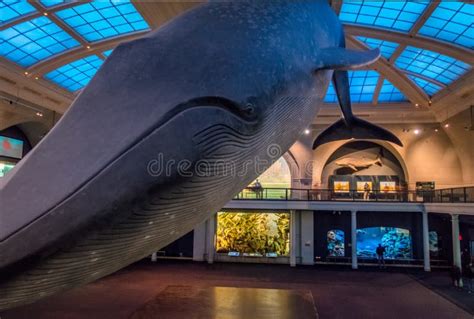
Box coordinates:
[0,0,472,127]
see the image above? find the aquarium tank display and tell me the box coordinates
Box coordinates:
[429,231,439,257]
[357,227,412,259]
[216,212,290,256]
[327,230,345,257]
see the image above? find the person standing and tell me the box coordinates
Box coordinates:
[363,182,370,200]
[376,244,386,268]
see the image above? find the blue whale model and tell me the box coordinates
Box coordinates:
[0,1,399,310]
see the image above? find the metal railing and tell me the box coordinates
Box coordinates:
[234,187,474,203]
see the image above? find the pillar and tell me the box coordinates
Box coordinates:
[451,214,463,287]
[192,221,207,262]
[300,210,314,265]
[351,210,358,270]
[422,210,431,272]
[151,252,157,262]
[206,214,216,264]
[290,210,297,267]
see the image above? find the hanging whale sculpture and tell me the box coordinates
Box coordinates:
[0,1,400,310]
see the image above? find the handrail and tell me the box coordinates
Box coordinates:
[234,186,474,203]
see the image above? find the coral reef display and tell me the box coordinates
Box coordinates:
[357,227,412,259]
[216,212,290,256]
[327,229,345,256]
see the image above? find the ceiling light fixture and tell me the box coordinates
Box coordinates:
[444,123,450,128]
[304,129,310,135]
[36,112,43,117]
[414,129,420,135]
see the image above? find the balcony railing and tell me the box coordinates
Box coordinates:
[233,187,474,203]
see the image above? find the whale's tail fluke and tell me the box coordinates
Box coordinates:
[312,64,403,149]
[312,117,403,149]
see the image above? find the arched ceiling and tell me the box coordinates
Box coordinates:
[0,0,472,123]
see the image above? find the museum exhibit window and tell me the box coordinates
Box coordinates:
[429,231,439,258]
[327,230,345,257]
[0,135,24,178]
[357,227,413,260]
[216,212,290,258]
[243,157,291,200]
[322,141,407,200]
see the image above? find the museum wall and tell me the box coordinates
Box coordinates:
[440,109,474,186]
[299,121,468,190]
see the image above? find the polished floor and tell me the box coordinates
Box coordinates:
[1,261,471,319]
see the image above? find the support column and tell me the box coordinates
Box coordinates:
[422,210,431,272]
[151,252,157,262]
[300,210,314,265]
[290,210,297,267]
[192,221,207,262]
[351,210,358,270]
[206,214,216,264]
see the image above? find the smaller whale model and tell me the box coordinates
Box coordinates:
[335,154,383,172]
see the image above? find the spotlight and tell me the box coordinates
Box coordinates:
[35,76,39,80]
[444,123,450,128]
[415,103,419,107]
[24,71,28,75]
[43,12,48,16]
[414,129,420,135]
[36,112,43,117]
[86,45,91,49]
[304,129,310,135]
[434,128,439,132]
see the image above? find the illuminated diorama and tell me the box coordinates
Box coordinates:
[327,230,345,257]
[357,227,413,260]
[216,212,290,257]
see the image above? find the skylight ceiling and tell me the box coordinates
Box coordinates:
[55,1,149,42]
[419,2,473,49]
[1,16,80,67]
[45,54,103,91]
[0,0,36,24]
[0,0,472,105]
[340,1,430,32]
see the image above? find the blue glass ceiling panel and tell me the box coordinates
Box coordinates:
[378,79,407,102]
[395,46,471,85]
[103,49,113,57]
[325,70,379,103]
[419,2,473,49]
[45,55,103,91]
[408,75,442,96]
[357,36,399,59]
[55,0,149,42]
[0,16,80,67]
[339,1,430,32]
[0,0,37,24]
[39,0,67,8]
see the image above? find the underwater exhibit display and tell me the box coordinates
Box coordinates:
[429,231,439,257]
[216,212,290,256]
[327,230,345,257]
[357,227,412,259]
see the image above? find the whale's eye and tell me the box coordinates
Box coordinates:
[244,103,255,115]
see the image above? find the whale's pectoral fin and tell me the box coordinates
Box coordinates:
[312,117,403,149]
[316,48,380,70]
